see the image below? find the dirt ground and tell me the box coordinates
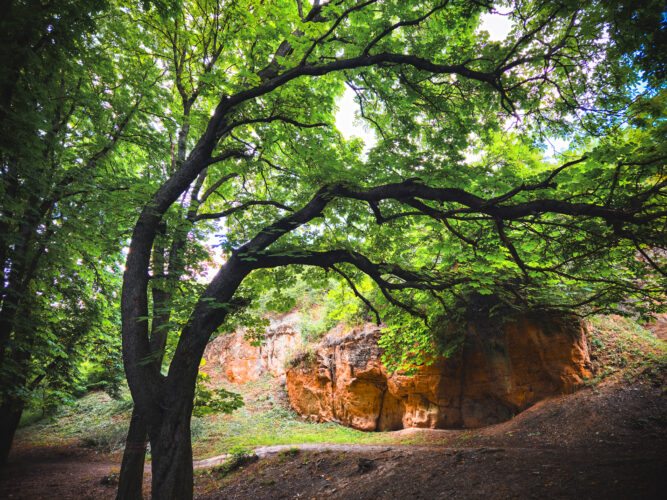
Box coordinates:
[1,380,664,499]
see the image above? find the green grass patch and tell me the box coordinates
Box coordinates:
[192,404,395,459]
[16,391,133,449]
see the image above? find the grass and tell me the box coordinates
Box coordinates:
[585,315,666,386]
[16,391,133,449]
[15,374,398,458]
[191,376,396,459]
[16,389,212,453]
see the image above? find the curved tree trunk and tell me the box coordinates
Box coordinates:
[117,265,171,499]
[115,409,148,500]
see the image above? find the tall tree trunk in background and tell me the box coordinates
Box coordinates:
[0,397,24,463]
[0,328,34,464]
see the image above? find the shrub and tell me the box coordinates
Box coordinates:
[285,346,317,370]
[193,372,244,417]
[212,445,258,476]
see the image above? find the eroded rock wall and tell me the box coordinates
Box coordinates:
[203,311,303,383]
[286,314,591,430]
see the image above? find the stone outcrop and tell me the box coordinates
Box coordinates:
[203,311,303,383]
[286,314,592,430]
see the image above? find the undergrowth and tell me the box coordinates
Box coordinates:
[585,315,666,386]
[191,375,395,459]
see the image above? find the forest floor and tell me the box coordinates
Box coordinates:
[1,316,665,499]
[1,380,665,499]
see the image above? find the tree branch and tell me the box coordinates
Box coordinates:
[362,2,450,56]
[330,265,381,325]
[194,200,293,221]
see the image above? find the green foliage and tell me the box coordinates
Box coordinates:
[77,360,125,399]
[191,390,396,459]
[210,445,258,477]
[17,391,133,447]
[284,346,317,370]
[80,420,130,452]
[244,273,374,345]
[16,390,216,450]
[193,372,244,417]
[3,2,667,486]
[0,0,163,434]
[585,316,667,386]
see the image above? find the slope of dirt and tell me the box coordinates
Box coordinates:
[193,380,666,499]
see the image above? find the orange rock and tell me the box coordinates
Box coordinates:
[203,311,303,383]
[286,313,592,431]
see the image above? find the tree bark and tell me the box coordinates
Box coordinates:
[116,409,148,500]
[0,397,24,464]
[117,235,171,499]
[149,399,195,500]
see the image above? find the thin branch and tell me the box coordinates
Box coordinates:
[300,0,378,65]
[194,200,293,221]
[495,219,531,280]
[634,242,667,278]
[222,115,328,134]
[199,172,238,204]
[331,265,381,325]
[362,2,449,56]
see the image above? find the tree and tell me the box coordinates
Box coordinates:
[0,0,165,461]
[109,0,667,498]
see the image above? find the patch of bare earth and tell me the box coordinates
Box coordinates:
[195,381,666,499]
[0,445,127,500]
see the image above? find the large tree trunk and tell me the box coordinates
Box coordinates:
[0,397,24,464]
[116,409,148,500]
[149,400,195,500]
[117,282,171,499]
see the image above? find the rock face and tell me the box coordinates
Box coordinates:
[203,311,303,383]
[286,314,592,430]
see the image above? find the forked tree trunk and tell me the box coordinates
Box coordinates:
[116,409,148,500]
[117,240,171,499]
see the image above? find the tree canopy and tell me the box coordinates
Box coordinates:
[1,0,665,499]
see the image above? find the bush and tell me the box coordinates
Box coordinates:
[193,372,244,417]
[191,417,210,443]
[77,359,124,399]
[285,346,317,370]
[212,445,258,476]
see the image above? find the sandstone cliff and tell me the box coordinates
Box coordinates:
[286,314,592,430]
[203,311,303,383]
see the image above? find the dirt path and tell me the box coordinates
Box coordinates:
[195,443,666,499]
[193,443,438,468]
[1,381,665,499]
[0,445,123,500]
[193,382,667,499]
